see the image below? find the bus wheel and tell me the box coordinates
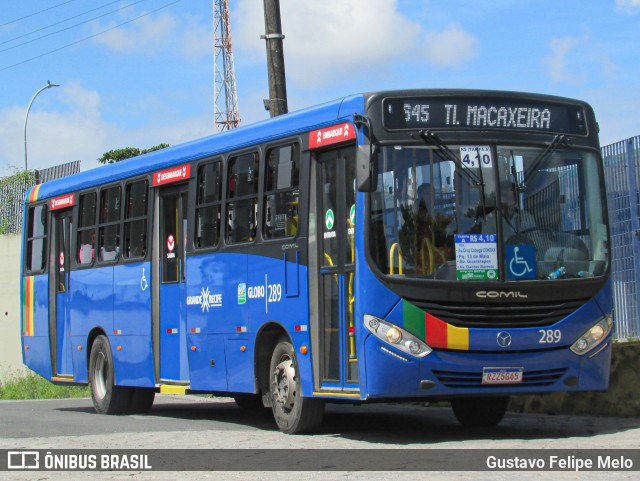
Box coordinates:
[269,338,324,434]
[451,396,509,427]
[88,335,132,415]
[129,388,155,414]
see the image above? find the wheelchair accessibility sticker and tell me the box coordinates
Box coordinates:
[506,244,537,280]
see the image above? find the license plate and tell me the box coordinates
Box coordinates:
[482,367,524,384]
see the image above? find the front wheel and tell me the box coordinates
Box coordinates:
[269,337,324,434]
[451,396,509,427]
[88,335,132,414]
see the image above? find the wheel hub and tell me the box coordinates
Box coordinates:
[272,358,297,410]
[93,352,107,401]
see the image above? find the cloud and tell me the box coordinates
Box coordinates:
[544,35,586,84]
[0,83,112,175]
[182,14,212,61]
[423,23,478,67]
[235,0,465,87]
[91,12,177,55]
[615,0,640,14]
[0,81,213,177]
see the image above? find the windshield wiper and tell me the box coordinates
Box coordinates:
[414,129,488,219]
[509,151,523,233]
[414,130,483,186]
[523,134,569,180]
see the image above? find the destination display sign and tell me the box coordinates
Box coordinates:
[382,97,587,135]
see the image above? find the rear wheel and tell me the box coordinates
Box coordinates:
[269,337,324,434]
[451,396,509,427]
[88,335,132,414]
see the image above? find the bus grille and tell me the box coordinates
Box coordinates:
[432,367,567,388]
[407,299,587,328]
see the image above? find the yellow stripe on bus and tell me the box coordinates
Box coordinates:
[312,392,361,398]
[446,324,469,350]
[159,385,187,395]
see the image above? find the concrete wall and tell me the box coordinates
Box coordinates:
[0,234,26,381]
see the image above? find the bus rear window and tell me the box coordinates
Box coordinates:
[25,204,48,273]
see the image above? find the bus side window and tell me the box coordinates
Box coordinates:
[25,204,48,273]
[263,143,300,240]
[77,193,96,265]
[226,152,259,244]
[98,186,121,262]
[195,160,222,249]
[123,180,148,259]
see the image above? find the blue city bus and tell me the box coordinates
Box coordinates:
[21,89,612,433]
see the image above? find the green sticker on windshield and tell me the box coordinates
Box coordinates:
[325,209,334,230]
[454,234,498,280]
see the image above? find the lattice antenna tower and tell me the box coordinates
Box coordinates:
[213,0,240,132]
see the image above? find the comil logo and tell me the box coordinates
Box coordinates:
[475,290,528,299]
[7,451,39,470]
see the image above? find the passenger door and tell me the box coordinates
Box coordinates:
[157,185,189,382]
[313,146,359,391]
[50,208,73,377]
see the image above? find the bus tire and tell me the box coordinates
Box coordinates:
[451,396,509,427]
[129,388,155,414]
[269,338,324,434]
[88,335,132,415]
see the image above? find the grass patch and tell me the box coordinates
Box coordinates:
[0,371,90,400]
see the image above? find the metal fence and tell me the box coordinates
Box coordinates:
[603,136,640,341]
[0,160,80,234]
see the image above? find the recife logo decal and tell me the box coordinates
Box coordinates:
[187,287,222,312]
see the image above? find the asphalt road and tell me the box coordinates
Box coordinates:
[1,395,639,480]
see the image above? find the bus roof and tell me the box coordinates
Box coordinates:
[31,93,365,201]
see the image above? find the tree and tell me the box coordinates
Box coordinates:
[97,143,170,164]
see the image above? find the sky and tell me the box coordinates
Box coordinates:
[0,0,639,177]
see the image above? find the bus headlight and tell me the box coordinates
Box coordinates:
[386,326,402,344]
[570,314,613,355]
[364,314,432,358]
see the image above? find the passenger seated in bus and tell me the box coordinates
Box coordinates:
[78,232,95,264]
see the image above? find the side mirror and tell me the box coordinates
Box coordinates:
[353,113,378,192]
[356,144,378,192]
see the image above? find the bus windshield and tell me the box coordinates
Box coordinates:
[368,143,609,282]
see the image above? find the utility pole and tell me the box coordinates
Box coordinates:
[262,0,288,117]
[213,0,240,132]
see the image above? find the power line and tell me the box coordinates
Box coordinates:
[0,1,181,73]
[0,0,149,53]
[0,1,80,28]
[0,0,139,47]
